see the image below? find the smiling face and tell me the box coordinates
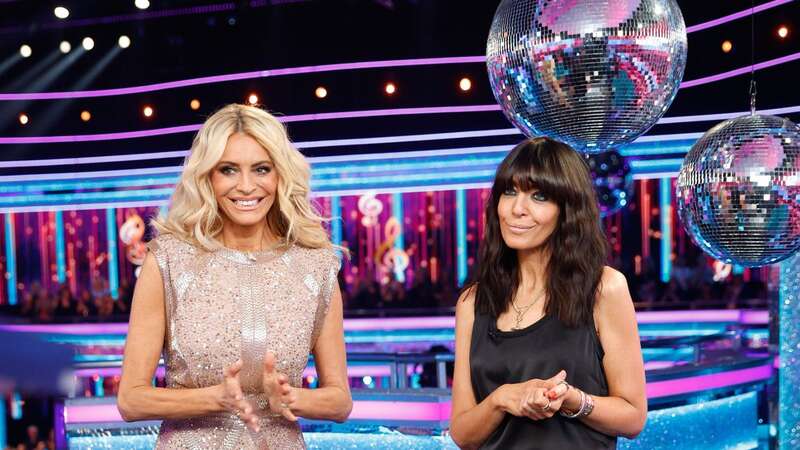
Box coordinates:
[497,184,560,252]
[210,132,279,232]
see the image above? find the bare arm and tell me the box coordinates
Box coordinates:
[559,267,648,438]
[448,288,508,449]
[265,283,352,423]
[117,253,251,423]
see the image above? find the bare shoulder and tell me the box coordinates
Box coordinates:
[598,266,630,302]
[455,285,477,323]
[595,266,636,328]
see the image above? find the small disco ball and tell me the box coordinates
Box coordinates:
[487,0,687,153]
[585,150,632,216]
[676,114,800,267]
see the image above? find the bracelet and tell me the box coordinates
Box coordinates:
[559,388,594,419]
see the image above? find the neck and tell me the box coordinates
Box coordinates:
[220,221,276,252]
[516,245,550,293]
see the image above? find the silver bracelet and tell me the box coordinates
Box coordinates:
[559,389,585,419]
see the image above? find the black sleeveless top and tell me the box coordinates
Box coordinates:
[469,309,617,449]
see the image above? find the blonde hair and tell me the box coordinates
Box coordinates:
[152,103,333,251]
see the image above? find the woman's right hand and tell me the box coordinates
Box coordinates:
[220,359,260,432]
[492,370,567,417]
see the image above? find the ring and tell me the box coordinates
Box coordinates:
[279,402,289,409]
[542,400,552,412]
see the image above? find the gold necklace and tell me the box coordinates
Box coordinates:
[510,290,546,331]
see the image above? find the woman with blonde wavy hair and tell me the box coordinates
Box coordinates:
[117,104,352,449]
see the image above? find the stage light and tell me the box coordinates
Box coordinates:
[135,0,150,10]
[189,99,200,110]
[721,40,732,53]
[142,105,153,118]
[459,77,472,91]
[118,35,131,49]
[19,113,29,125]
[384,82,396,95]
[82,37,95,51]
[54,6,70,19]
[80,111,91,122]
[19,45,32,58]
[315,86,327,99]
[59,41,71,54]
[778,25,789,39]
[247,93,259,105]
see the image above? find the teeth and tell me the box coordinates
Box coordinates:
[234,199,258,207]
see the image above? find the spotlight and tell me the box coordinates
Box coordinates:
[721,40,732,53]
[134,0,150,10]
[459,77,472,91]
[60,41,72,54]
[118,35,131,49]
[247,93,259,105]
[384,82,396,95]
[189,99,201,110]
[80,111,91,122]
[315,86,327,99]
[142,105,154,118]
[54,6,70,19]
[82,37,95,51]
[778,25,789,39]
[19,113,29,125]
[19,45,32,58]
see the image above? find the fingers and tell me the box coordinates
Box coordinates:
[547,381,569,400]
[264,352,276,374]
[523,388,555,420]
[224,359,244,378]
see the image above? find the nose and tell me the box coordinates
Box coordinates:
[511,194,528,216]
[237,171,256,193]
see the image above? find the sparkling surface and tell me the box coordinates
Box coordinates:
[780,253,800,448]
[676,114,800,267]
[486,0,687,153]
[146,234,340,449]
[586,150,633,216]
[66,392,759,449]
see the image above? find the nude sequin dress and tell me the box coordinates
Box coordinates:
[146,234,340,450]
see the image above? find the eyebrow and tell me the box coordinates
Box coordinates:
[216,160,273,166]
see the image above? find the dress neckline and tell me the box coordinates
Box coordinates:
[216,243,292,265]
[491,313,553,338]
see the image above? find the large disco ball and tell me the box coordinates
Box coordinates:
[677,114,800,267]
[585,150,632,216]
[487,0,687,153]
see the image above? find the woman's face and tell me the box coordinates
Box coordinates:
[210,132,279,230]
[496,184,560,252]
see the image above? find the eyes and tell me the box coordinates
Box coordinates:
[218,164,272,176]
[502,187,549,202]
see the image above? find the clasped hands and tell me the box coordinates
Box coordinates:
[495,369,576,421]
[219,352,298,432]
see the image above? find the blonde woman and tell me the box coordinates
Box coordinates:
[117,104,352,449]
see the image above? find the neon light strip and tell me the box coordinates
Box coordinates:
[330,196,342,257]
[455,189,467,286]
[685,0,795,33]
[646,364,772,398]
[392,193,404,251]
[55,211,66,283]
[0,309,768,335]
[106,209,119,300]
[3,214,16,305]
[3,0,793,103]
[681,51,800,88]
[660,178,672,283]
[0,57,486,101]
[0,105,502,144]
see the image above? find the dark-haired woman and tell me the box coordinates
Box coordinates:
[449,137,647,449]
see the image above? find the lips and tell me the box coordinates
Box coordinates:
[506,223,535,233]
[228,197,264,211]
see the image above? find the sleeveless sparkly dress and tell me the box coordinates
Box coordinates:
[145,234,340,450]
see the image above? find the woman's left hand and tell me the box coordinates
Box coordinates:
[520,382,570,420]
[261,352,299,421]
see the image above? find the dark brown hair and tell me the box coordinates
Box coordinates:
[464,137,608,328]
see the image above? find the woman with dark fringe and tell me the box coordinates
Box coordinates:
[449,137,647,449]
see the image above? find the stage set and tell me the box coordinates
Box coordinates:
[0,0,799,449]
